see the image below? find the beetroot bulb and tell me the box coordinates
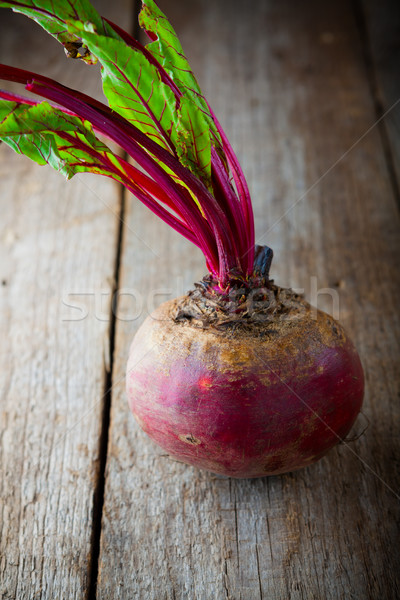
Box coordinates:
[127,260,364,478]
[0,0,363,477]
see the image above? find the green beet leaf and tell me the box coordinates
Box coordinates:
[0,0,222,189]
[0,100,124,180]
[69,28,178,155]
[140,0,224,183]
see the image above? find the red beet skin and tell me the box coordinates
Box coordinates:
[126,295,364,478]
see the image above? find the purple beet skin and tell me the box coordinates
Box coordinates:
[126,296,364,478]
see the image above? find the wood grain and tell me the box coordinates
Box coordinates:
[362,0,400,192]
[0,1,132,598]
[97,1,400,599]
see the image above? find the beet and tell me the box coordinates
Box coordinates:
[0,1,365,478]
[127,291,364,478]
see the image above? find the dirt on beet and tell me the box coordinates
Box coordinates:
[173,277,309,339]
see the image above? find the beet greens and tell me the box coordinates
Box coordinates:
[0,0,256,287]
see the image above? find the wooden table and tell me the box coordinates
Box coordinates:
[1,1,399,598]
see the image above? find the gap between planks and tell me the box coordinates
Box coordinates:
[87,2,140,596]
[87,184,126,599]
[353,0,400,208]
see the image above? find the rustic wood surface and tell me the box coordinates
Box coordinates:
[362,0,400,193]
[1,0,399,599]
[0,1,131,598]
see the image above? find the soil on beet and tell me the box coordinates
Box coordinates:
[173,278,311,340]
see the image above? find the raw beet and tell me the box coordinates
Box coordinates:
[126,291,364,478]
[0,2,365,480]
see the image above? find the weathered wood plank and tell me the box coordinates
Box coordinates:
[98,1,400,598]
[0,1,132,598]
[361,0,400,192]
